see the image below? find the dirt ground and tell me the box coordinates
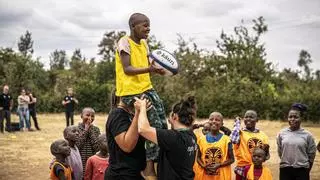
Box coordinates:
[0,113,319,180]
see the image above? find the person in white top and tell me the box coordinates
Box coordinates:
[17,88,32,131]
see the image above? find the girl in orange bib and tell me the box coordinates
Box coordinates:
[195,112,234,180]
[244,144,272,180]
[230,110,269,180]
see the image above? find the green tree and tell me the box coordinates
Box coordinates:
[49,49,68,70]
[298,49,312,79]
[98,31,126,61]
[18,30,34,57]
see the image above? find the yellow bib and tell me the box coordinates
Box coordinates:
[194,134,232,180]
[246,165,273,180]
[233,130,269,167]
[115,36,153,96]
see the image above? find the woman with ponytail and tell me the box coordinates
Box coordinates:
[135,96,198,180]
[277,103,316,180]
[104,90,146,180]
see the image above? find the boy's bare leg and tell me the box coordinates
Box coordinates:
[143,160,156,176]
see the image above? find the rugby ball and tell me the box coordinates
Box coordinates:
[149,49,179,76]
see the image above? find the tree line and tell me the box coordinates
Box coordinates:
[1,17,319,121]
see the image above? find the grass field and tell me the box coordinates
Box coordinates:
[0,113,319,180]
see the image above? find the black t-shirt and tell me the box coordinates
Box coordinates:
[0,93,12,110]
[156,129,197,180]
[105,108,146,178]
[28,95,36,109]
[63,96,75,112]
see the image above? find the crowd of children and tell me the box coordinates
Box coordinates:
[50,108,108,180]
[47,12,320,180]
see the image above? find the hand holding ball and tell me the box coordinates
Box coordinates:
[149,49,179,76]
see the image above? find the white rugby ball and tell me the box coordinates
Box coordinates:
[149,49,179,76]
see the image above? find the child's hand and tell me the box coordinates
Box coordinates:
[234,116,241,122]
[84,120,92,131]
[205,163,220,174]
[149,64,166,75]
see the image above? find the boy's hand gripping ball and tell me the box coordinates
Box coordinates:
[149,49,179,76]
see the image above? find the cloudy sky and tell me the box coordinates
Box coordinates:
[0,0,319,71]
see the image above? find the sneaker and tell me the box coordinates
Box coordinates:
[28,128,34,131]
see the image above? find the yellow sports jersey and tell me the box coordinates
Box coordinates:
[193,129,204,180]
[233,130,269,167]
[246,165,273,180]
[115,36,153,96]
[50,161,72,180]
[194,134,232,180]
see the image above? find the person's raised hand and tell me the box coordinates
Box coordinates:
[84,119,93,131]
[234,116,241,122]
[134,96,147,111]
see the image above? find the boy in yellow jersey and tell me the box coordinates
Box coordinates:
[244,144,272,180]
[195,112,234,180]
[230,110,269,180]
[115,13,167,178]
[50,139,74,180]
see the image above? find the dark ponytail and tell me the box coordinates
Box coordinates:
[172,96,196,127]
[110,89,120,112]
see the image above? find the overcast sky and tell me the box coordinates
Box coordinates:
[0,0,319,71]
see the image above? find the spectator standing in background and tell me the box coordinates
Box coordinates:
[0,85,13,133]
[17,88,32,131]
[62,88,78,127]
[27,89,40,130]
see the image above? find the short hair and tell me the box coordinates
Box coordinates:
[82,107,95,115]
[244,110,257,119]
[209,112,223,120]
[128,13,148,28]
[98,133,107,143]
[63,125,78,139]
[50,139,66,156]
[253,144,270,158]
